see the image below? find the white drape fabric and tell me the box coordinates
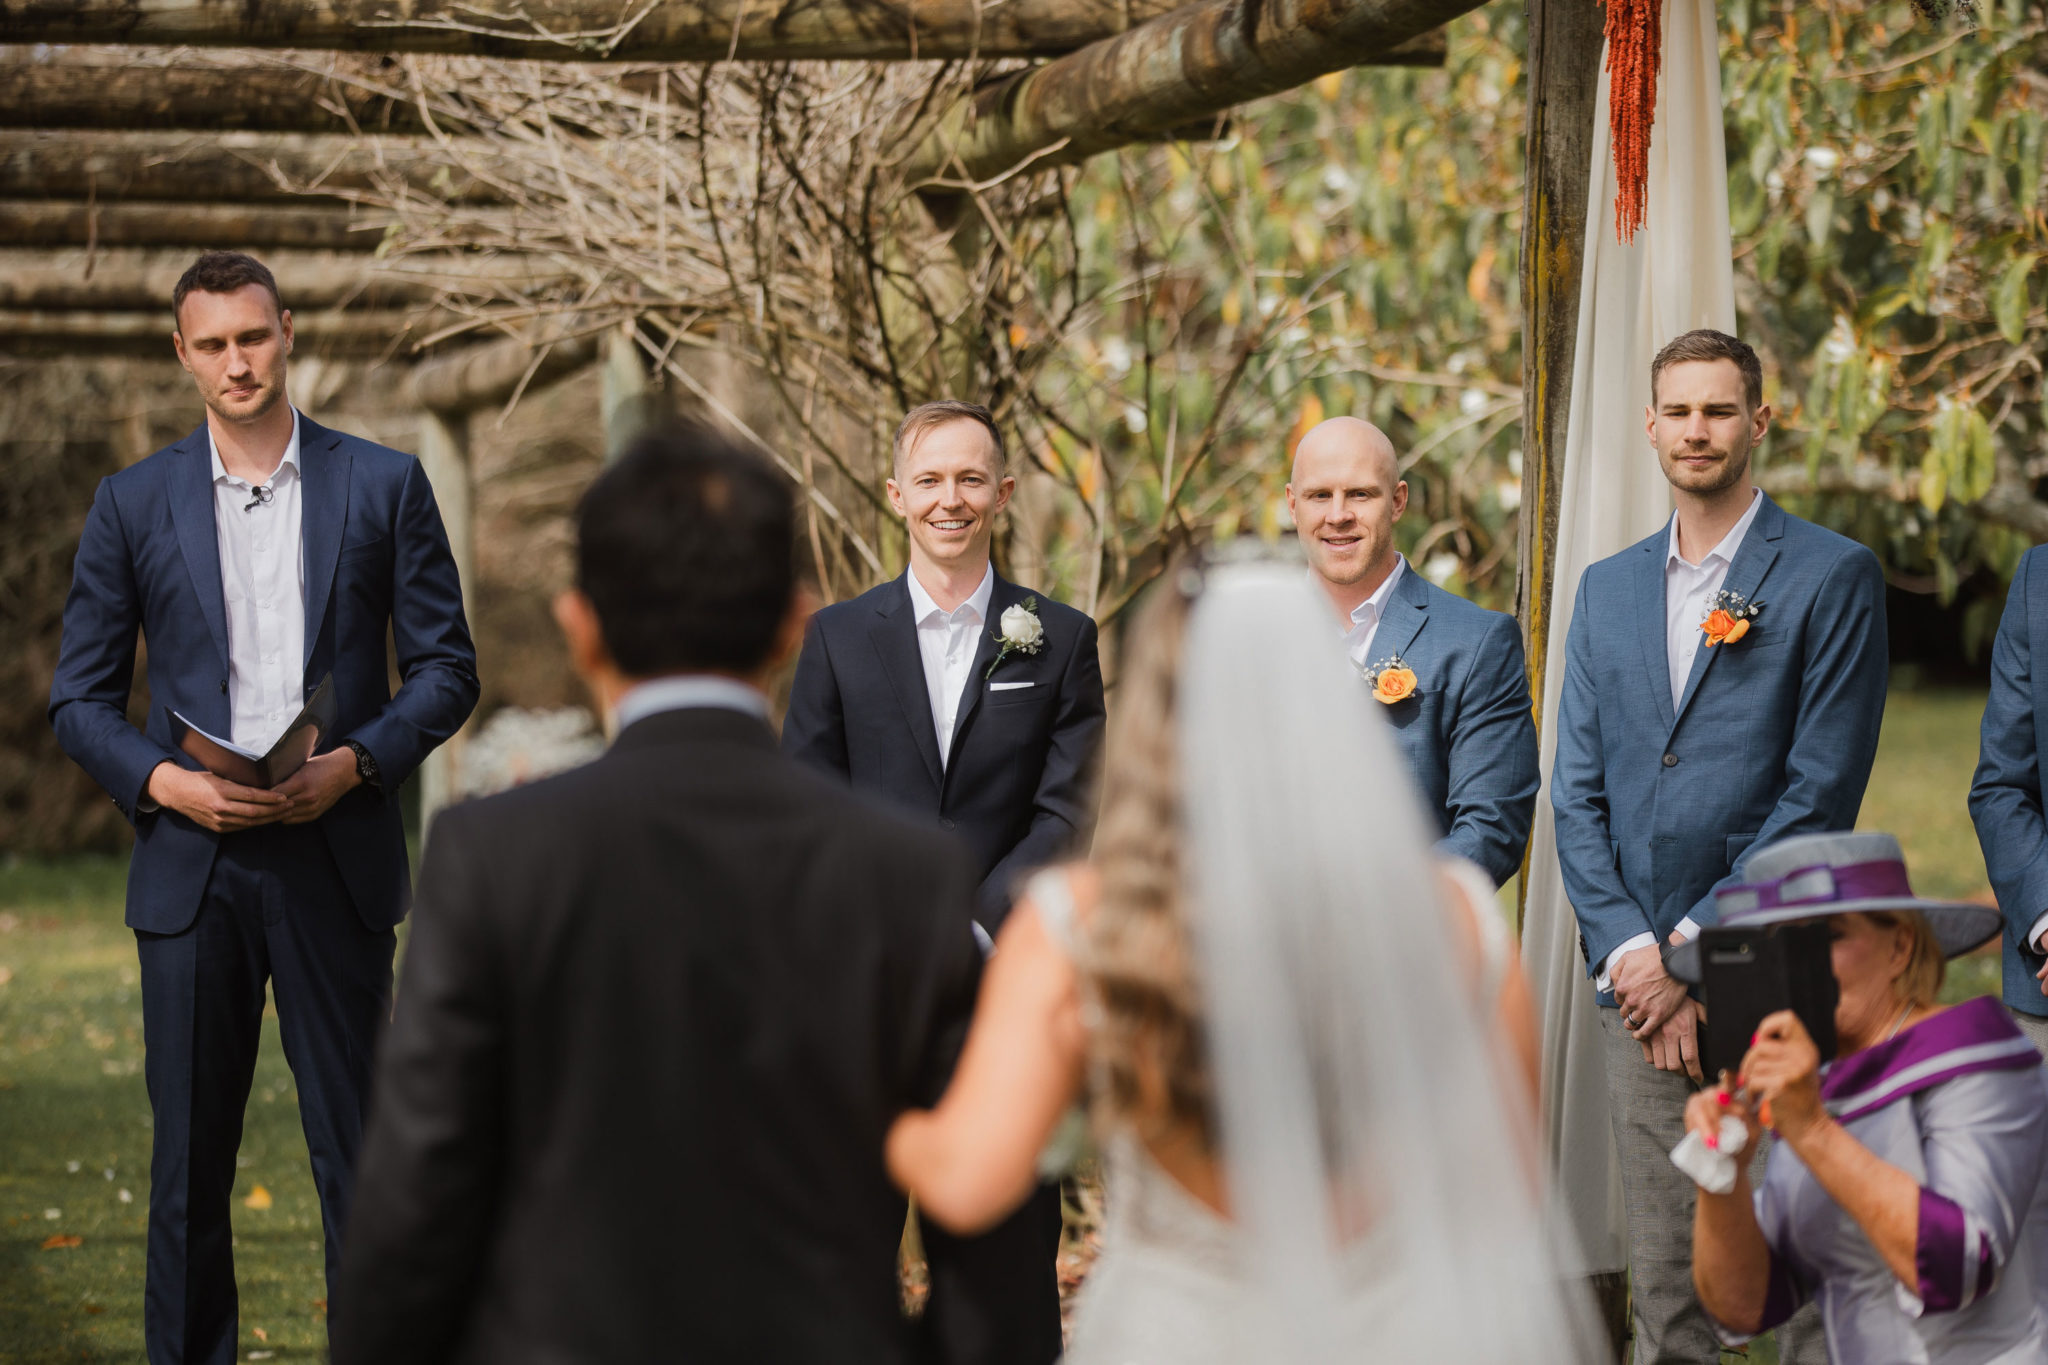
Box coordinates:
[1521,0,1737,1275]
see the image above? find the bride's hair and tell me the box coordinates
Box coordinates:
[1085,569,1215,1153]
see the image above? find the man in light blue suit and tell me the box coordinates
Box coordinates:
[1290,417,1537,887]
[1970,546,2048,1056]
[1552,330,1885,1365]
[49,252,477,1365]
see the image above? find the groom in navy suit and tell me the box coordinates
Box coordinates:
[1970,546,2048,1056]
[1288,416,1537,886]
[1552,330,1883,1365]
[49,251,477,1365]
[784,399,1103,1364]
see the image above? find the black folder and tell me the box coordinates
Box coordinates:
[168,674,336,790]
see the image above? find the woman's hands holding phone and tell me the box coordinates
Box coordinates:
[1684,1070,1763,1170]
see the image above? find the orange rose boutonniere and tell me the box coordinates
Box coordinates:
[1700,590,1763,647]
[1363,655,1420,705]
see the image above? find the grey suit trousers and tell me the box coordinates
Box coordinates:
[2008,1006,2048,1058]
[1597,1006,1827,1365]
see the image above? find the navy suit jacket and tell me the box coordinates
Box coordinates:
[1970,545,2048,1016]
[1370,567,1538,886]
[49,415,479,935]
[1551,494,1888,1002]
[782,571,1105,929]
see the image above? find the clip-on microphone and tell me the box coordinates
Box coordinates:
[243,485,274,513]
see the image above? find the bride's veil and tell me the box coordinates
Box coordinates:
[1176,561,1598,1361]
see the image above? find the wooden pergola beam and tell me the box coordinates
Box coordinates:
[0,199,410,251]
[0,129,517,203]
[902,0,1479,189]
[0,48,434,134]
[405,324,603,415]
[0,306,457,356]
[0,246,569,311]
[2,0,1200,62]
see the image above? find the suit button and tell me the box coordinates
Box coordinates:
[940,818,957,831]
[219,679,229,694]
[1662,753,1679,767]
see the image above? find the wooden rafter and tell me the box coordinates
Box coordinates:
[0,0,1199,62]
[0,128,518,202]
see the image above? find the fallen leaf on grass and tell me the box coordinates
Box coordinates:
[242,1185,272,1210]
[253,1327,268,1342]
[41,1234,83,1250]
[84,1304,105,1315]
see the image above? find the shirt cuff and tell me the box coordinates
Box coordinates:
[1673,916,1702,942]
[1596,931,1658,995]
[2029,909,2048,956]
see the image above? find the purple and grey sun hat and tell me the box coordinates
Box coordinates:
[1666,831,2001,985]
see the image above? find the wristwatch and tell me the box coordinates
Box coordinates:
[344,740,382,793]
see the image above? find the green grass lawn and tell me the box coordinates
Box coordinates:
[0,687,2008,1361]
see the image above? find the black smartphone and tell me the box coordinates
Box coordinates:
[1697,922,1840,1078]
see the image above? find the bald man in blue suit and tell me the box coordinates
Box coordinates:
[1290,417,1538,887]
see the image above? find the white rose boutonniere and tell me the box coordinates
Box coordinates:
[986,597,1045,679]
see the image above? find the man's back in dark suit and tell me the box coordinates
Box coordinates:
[335,706,985,1363]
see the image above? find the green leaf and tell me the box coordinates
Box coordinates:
[1993,254,2036,345]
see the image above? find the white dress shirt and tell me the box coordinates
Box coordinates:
[1598,487,1763,995]
[211,411,307,754]
[906,563,996,771]
[1334,555,1408,671]
[612,675,770,733]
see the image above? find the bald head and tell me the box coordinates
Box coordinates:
[1290,416,1398,488]
[1287,416,1408,602]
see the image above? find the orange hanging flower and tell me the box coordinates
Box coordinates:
[1605,0,1662,243]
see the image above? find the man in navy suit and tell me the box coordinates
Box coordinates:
[1552,330,1883,1365]
[49,251,477,1365]
[1289,416,1537,886]
[783,399,1104,1365]
[1970,547,2048,1056]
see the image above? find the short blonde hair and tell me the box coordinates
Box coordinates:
[891,400,1006,476]
[1863,910,1945,1010]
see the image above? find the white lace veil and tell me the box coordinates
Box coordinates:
[1176,562,1598,1362]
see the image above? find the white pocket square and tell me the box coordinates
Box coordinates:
[989,680,1035,692]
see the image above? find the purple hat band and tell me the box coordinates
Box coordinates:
[1715,858,1915,920]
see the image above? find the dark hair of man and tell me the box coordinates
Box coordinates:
[1650,328,1764,411]
[892,399,1006,475]
[172,251,285,328]
[574,423,796,678]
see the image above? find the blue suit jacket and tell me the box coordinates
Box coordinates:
[1371,567,1538,886]
[49,416,479,935]
[1551,494,1888,1001]
[1970,545,2048,1016]
[782,571,1105,929]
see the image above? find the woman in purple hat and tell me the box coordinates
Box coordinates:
[1675,830,2048,1364]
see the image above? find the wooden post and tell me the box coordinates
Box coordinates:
[601,321,651,462]
[1517,0,1618,1355]
[415,408,473,834]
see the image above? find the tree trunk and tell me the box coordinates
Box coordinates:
[0,0,1197,61]
[1514,0,1603,694]
[0,129,519,203]
[0,199,412,250]
[0,49,434,134]
[0,306,457,355]
[0,246,568,310]
[899,0,1478,190]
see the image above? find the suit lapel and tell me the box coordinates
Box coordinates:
[945,574,1016,778]
[298,415,351,670]
[166,425,230,672]
[1373,564,1430,665]
[1636,529,1678,733]
[868,577,945,790]
[1672,495,1785,730]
